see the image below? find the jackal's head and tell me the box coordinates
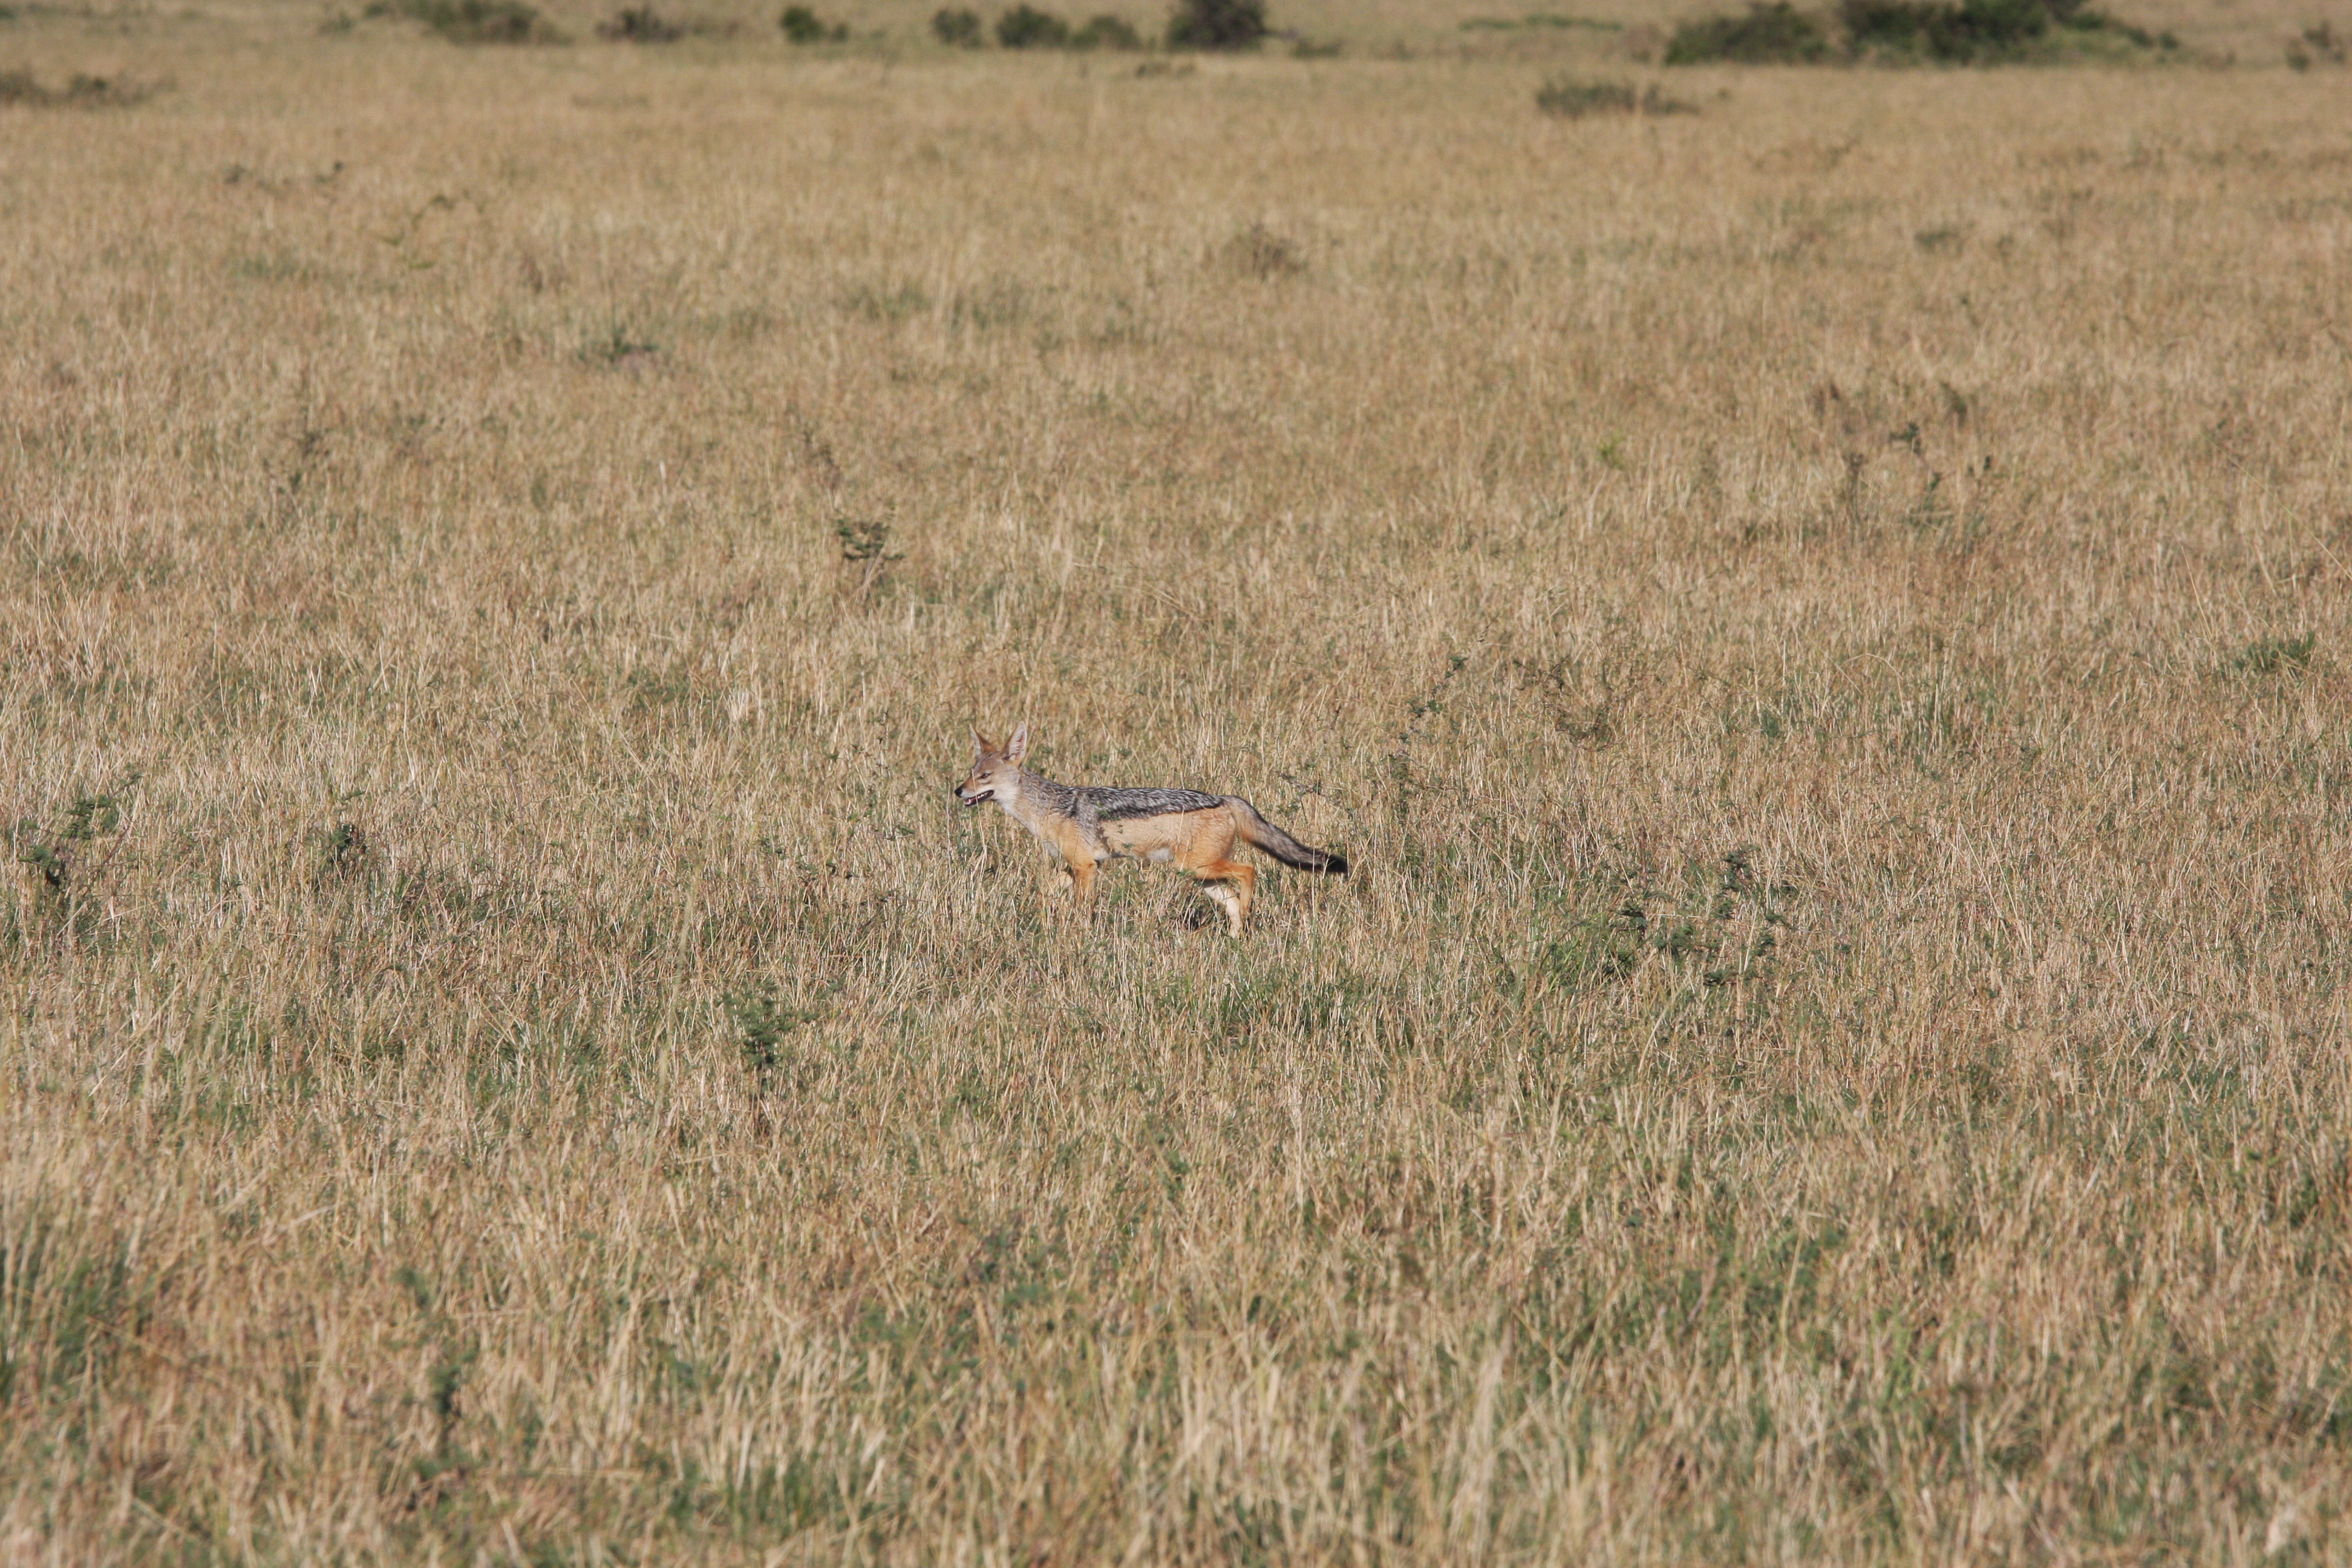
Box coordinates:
[957,724,1029,808]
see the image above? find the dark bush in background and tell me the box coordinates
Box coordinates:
[2286,19,2345,66]
[364,0,558,42]
[1667,0,2174,60]
[1166,0,1266,49]
[932,6,983,43]
[598,5,681,39]
[1664,2,1828,62]
[1844,0,2054,56]
[780,4,847,40]
[1072,11,1143,47]
[996,4,1070,46]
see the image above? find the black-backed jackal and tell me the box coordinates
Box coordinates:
[956,724,1348,936]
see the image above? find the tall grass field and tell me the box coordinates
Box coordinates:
[3,0,2348,1558]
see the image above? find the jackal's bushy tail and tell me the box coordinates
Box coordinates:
[1230,799,1348,874]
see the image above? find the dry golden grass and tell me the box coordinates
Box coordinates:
[4,5,2351,1561]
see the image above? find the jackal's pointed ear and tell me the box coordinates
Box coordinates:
[1005,723,1030,763]
[970,726,992,758]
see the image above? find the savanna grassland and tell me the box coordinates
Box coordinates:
[4,0,2351,1558]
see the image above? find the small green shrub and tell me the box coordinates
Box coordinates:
[2233,633,2315,676]
[727,987,819,1076]
[843,280,930,319]
[1535,76,1697,116]
[1071,11,1142,46]
[1462,11,1623,30]
[1537,78,1635,114]
[11,783,134,921]
[364,0,557,43]
[580,322,661,368]
[1218,221,1305,278]
[1664,2,1829,62]
[1166,0,1266,50]
[996,4,1070,46]
[316,822,371,875]
[932,5,983,42]
[780,5,848,41]
[2287,19,2344,67]
[836,516,904,599]
[0,68,165,103]
[598,5,681,39]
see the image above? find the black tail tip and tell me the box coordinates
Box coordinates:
[1322,854,1349,875]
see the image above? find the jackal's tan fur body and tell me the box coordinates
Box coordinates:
[957,725,1347,936]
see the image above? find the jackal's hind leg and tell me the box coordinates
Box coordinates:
[1197,858,1256,937]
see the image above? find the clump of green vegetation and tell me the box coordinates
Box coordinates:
[1073,11,1143,47]
[959,7,1144,48]
[1166,0,1266,50]
[932,5,983,42]
[1663,0,2172,61]
[780,4,848,40]
[0,68,165,105]
[836,515,904,599]
[726,986,820,1076]
[1536,849,1793,995]
[579,322,661,368]
[11,783,133,932]
[1664,2,1830,62]
[1217,221,1305,278]
[598,5,681,39]
[364,0,558,42]
[2285,19,2345,67]
[996,4,1070,46]
[1840,0,2174,59]
[1463,11,1624,29]
[1535,76,1697,116]
[2232,632,2315,676]
[843,279,929,319]
[316,822,370,874]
